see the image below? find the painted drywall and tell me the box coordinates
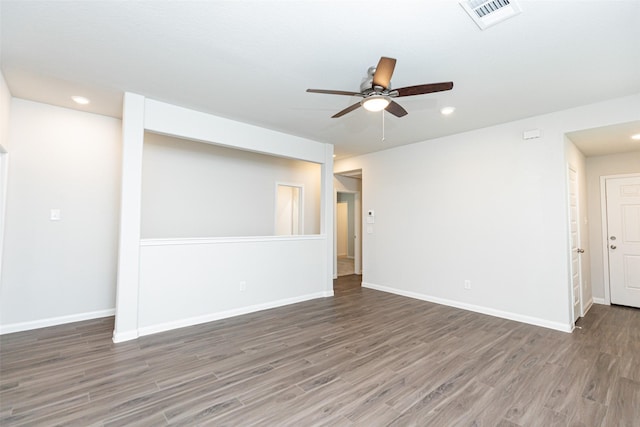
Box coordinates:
[115,95,334,341]
[0,72,10,151]
[335,94,639,331]
[138,236,328,333]
[586,151,640,302]
[565,137,592,313]
[141,132,321,238]
[336,202,348,256]
[0,99,121,332]
[334,175,362,193]
[0,71,11,301]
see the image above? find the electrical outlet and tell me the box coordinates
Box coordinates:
[240,281,246,292]
[464,280,471,290]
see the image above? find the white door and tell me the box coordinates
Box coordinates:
[606,176,640,308]
[568,166,583,322]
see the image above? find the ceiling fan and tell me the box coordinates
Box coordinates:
[307,57,454,118]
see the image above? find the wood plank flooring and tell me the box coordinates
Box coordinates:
[1,275,639,426]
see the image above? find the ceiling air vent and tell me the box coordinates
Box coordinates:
[459,0,522,30]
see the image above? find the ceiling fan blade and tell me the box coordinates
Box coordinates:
[332,102,362,118]
[385,101,408,118]
[372,57,397,89]
[307,89,363,97]
[394,82,454,97]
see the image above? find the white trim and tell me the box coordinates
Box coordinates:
[135,291,334,339]
[582,298,594,315]
[599,172,640,306]
[600,175,611,305]
[362,282,573,333]
[593,297,608,305]
[140,234,325,246]
[567,163,583,323]
[112,330,139,343]
[0,309,115,335]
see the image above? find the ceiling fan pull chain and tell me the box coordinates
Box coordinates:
[382,110,385,142]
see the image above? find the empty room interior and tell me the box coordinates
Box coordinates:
[1,1,639,425]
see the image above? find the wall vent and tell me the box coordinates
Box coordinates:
[459,0,522,30]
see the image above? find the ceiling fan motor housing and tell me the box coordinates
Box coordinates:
[360,67,391,93]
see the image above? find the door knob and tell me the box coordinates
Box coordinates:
[610,245,617,250]
[576,248,585,253]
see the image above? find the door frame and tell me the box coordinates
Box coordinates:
[599,172,640,305]
[274,181,304,235]
[334,189,361,278]
[567,164,584,323]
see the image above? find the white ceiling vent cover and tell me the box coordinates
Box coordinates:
[460,0,522,30]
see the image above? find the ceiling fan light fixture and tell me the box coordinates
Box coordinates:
[631,133,640,141]
[362,95,390,112]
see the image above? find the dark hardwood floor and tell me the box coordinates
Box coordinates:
[1,275,639,426]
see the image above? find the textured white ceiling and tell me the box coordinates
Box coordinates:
[1,0,639,158]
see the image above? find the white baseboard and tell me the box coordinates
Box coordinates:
[112,330,139,343]
[0,308,115,335]
[582,298,594,316]
[593,297,608,305]
[132,291,334,341]
[362,282,573,333]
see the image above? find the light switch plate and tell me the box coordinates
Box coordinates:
[50,209,61,221]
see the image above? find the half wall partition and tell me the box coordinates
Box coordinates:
[113,93,334,342]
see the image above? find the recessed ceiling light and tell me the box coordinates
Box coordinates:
[71,96,90,105]
[440,106,456,115]
[631,133,640,141]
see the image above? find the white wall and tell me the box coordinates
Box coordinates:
[586,151,640,302]
[141,132,321,238]
[138,236,327,334]
[0,72,10,151]
[0,72,11,303]
[565,137,591,313]
[335,94,640,332]
[0,99,122,333]
[334,175,362,193]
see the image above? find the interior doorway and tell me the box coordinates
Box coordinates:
[275,183,303,235]
[336,192,356,276]
[334,170,362,279]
